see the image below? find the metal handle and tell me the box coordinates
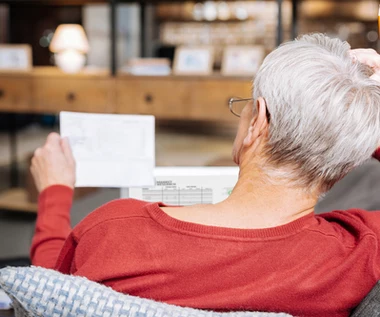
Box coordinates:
[67,92,76,102]
[145,94,153,103]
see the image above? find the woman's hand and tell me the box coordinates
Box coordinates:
[349,49,380,82]
[31,132,76,193]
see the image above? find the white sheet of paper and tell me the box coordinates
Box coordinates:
[60,112,155,188]
[121,167,239,205]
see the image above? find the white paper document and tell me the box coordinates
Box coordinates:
[60,112,155,188]
[121,167,239,205]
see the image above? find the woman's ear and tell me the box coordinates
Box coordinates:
[243,97,269,147]
[256,97,270,133]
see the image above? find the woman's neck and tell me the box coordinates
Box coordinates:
[218,165,318,228]
[162,162,319,230]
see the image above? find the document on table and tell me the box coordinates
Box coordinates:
[121,167,239,205]
[60,112,155,188]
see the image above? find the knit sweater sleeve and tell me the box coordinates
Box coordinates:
[374,148,380,161]
[30,185,73,269]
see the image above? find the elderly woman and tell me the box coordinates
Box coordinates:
[30,34,380,317]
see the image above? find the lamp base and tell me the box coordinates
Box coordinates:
[55,50,86,74]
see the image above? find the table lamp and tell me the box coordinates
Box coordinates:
[49,24,89,74]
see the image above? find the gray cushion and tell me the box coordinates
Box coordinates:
[0,266,292,317]
[316,159,380,213]
[350,281,380,317]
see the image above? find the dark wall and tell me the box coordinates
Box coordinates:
[9,5,82,65]
[0,5,8,43]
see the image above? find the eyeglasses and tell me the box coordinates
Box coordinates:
[228,97,253,117]
[228,97,271,122]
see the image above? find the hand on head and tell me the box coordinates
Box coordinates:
[349,48,380,82]
[30,132,76,193]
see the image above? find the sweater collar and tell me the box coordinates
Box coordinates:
[146,202,318,241]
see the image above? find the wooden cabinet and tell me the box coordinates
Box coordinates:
[0,74,32,112]
[116,75,251,121]
[33,77,114,113]
[0,67,252,121]
[116,76,194,118]
[189,78,251,121]
[31,67,114,113]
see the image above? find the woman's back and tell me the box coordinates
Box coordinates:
[42,196,380,317]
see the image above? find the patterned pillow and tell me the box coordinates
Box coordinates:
[0,266,292,317]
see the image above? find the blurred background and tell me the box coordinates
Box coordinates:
[1,1,379,68]
[0,0,379,267]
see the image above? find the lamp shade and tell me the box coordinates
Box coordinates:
[49,24,89,53]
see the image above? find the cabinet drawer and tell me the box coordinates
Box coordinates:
[116,78,192,119]
[191,79,252,121]
[116,76,251,121]
[0,77,32,112]
[33,78,114,113]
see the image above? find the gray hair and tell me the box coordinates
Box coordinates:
[253,33,380,193]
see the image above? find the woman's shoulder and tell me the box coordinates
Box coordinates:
[318,209,380,224]
[314,209,380,242]
[72,198,156,237]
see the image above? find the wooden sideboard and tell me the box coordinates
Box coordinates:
[0,67,252,122]
[0,67,252,212]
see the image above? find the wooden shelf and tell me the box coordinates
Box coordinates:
[116,71,252,81]
[0,66,252,121]
[0,188,37,213]
[0,67,251,80]
[32,66,110,78]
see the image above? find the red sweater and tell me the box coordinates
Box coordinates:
[31,154,380,317]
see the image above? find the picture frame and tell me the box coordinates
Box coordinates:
[221,45,265,76]
[173,46,214,76]
[122,58,171,76]
[0,44,32,71]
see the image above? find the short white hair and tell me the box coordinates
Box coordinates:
[253,33,380,192]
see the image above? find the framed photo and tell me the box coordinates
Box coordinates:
[0,44,32,71]
[221,46,265,76]
[173,46,214,76]
[122,58,171,76]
